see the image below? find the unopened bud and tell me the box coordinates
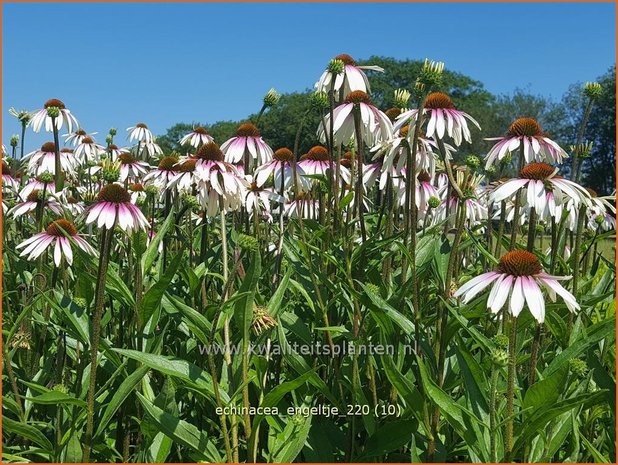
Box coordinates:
[328,59,345,75]
[263,88,281,107]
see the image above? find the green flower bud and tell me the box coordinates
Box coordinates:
[252,304,277,336]
[494,334,509,349]
[102,169,119,183]
[499,152,512,166]
[10,134,19,147]
[311,91,330,110]
[73,297,87,308]
[144,184,159,196]
[428,196,441,209]
[38,171,54,184]
[465,155,480,170]
[291,414,305,426]
[182,193,200,211]
[491,348,509,367]
[393,89,411,109]
[109,127,117,136]
[416,58,445,92]
[105,135,113,145]
[568,358,588,377]
[237,233,259,252]
[484,165,496,176]
[46,106,61,118]
[52,384,68,394]
[328,59,345,75]
[594,215,605,225]
[365,283,380,295]
[263,88,281,107]
[584,82,603,101]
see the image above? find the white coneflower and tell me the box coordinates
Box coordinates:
[143,156,179,189]
[284,192,318,219]
[127,123,154,144]
[454,250,579,323]
[490,162,591,212]
[167,159,198,193]
[319,91,393,148]
[315,53,384,96]
[30,98,79,133]
[298,146,333,183]
[192,142,246,216]
[484,118,568,168]
[2,160,19,191]
[74,136,105,165]
[221,123,274,166]
[118,153,150,182]
[64,128,98,147]
[254,148,308,192]
[16,218,96,266]
[179,126,214,148]
[19,176,56,199]
[85,183,149,232]
[394,92,480,146]
[24,142,75,176]
[9,189,62,218]
[242,175,285,216]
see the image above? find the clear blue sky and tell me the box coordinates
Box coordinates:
[2,2,615,152]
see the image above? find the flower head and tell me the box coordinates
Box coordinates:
[221,123,273,165]
[454,250,580,323]
[16,218,96,266]
[85,184,149,232]
[30,98,79,133]
[179,126,214,148]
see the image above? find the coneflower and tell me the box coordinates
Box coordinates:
[221,122,273,166]
[180,126,214,148]
[85,183,149,232]
[24,142,75,176]
[30,98,79,134]
[16,218,96,266]
[484,118,569,168]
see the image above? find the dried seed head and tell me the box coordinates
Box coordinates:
[497,250,542,277]
[97,183,131,203]
[46,218,77,237]
[507,118,543,137]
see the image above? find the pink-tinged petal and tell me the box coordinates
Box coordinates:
[523,276,545,322]
[486,274,506,310]
[510,277,525,317]
[28,235,55,260]
[454,271,500,301]
[490,275,513,314]
[86,203,105,225]
[491,179,529,203]
[537,277,580,313]
[54,239,63,267]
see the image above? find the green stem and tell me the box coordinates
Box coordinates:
[505,315,518,459]
[82,227,114,462]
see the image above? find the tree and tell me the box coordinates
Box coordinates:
[556,66,616,194]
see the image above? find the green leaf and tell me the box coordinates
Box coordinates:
[523,364,568,417]
[95,365,149,438]
[268,267,292,318]
[543,317,616,377]
[357,419,416,459]
[247,369,319,455]
[142,210,175,273]
[513,391,608,455]
[137,393,222,462]
[113,349,227,403]
[360,282,415,334]
[3,416,53,451]
[140,253,183,329]
[26,391,86,407]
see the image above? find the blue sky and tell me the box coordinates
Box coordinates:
[2,2,615,152]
